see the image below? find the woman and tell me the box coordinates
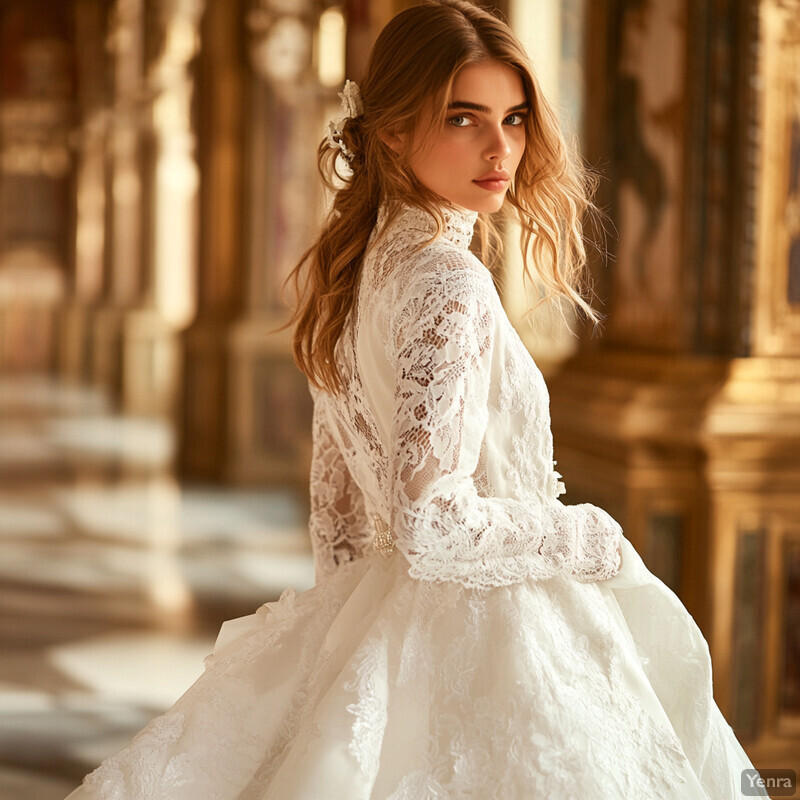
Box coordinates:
[66,1,763,797]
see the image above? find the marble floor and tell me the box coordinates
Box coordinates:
[0,376,315,799]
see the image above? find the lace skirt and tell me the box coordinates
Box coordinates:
[65,536,760,800]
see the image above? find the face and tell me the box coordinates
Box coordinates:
[400,61,528,214]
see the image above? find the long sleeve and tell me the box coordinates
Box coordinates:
[308,394,372,583]
[388,262,622,591]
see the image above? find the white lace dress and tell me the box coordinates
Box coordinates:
[66,202,762,800]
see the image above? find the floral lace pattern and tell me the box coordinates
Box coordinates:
[308,395,373,581]
[308,201,622,590]
[337,561,693,799]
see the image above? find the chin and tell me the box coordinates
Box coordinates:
[468,195,506,214]
[441,190,507,215]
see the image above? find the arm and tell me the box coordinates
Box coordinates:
[308,393,371,583]
[388,263,622,590]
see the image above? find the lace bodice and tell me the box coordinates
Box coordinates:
[308,202,622,590]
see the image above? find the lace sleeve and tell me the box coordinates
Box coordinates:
[389,262,622,591]
[308,393,371,583]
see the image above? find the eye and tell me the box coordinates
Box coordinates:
[504,113,526,126]
[447,115,472,128]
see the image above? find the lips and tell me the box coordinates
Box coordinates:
[473,171,510,192]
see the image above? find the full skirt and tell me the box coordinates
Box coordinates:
[65,536,762,799]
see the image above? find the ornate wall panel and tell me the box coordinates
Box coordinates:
[752,0,800,356]
[682,0,760,356]
[730,526,766,741]
[706,479,800,768]
[596,0,688,350]
[780,534,800,718]
[227,0,332,488]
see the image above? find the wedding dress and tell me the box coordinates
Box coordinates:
[66,202,763,799]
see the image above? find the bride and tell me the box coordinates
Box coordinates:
[66,0,763,797]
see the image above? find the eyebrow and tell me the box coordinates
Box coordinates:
[447,101,529,114]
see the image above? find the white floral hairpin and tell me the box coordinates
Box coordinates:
[326,79,364,168]
[551,461,566,497]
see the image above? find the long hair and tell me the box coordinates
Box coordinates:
[282,0,601,394]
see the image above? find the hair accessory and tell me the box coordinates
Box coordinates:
[326,80,364,166]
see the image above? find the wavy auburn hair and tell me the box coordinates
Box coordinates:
[282,0,601,394]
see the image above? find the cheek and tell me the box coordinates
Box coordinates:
[416,140,463,182]
[430,135,463,161]
[511,133,526,169]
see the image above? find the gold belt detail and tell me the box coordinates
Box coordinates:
[371,513,396,558]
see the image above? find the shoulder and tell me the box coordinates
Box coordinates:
[391,239,497,312]
[388,243,497,357]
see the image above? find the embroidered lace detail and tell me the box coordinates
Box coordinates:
[308,396,374,581]
[344,626,390,781]
[374,201,478,252]
[306,202,622,591]
[77,577,352,799]
[385,248,621,589]
[339,576,691,799]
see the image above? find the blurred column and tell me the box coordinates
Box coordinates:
[61,0,111,383]
[548,0,800,767]
[181,0,335,487]
[0,8,73,374]
[80,0,202,416]
[178,0,247,480]
[88,0,146,398]
[120,0,203,416]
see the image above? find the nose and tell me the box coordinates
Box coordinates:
[484,123,512,161]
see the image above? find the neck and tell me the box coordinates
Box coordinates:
[378,199,478,251]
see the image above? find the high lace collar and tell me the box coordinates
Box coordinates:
[376,201,478,251]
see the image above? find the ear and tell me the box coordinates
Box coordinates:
[379,128,404,154]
